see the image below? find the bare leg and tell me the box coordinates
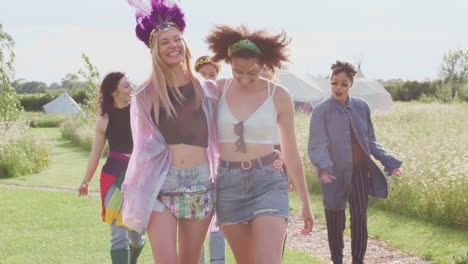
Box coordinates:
[178,213,213,264]
[251,215,287,264]
[146,208,177,264]
[222,223,255,264]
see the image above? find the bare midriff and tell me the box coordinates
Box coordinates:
[219,142,274,161]
[168,144,209,168]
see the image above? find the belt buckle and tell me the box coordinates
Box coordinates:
[241,160,252,170]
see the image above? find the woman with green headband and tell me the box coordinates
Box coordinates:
[206,25,314,264]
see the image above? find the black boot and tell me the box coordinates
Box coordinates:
[110,249,129,264]
[129,243,145,264]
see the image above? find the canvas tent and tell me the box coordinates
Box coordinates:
[277,71,326,107]
[306,73,393,113]
[43,92,83,114]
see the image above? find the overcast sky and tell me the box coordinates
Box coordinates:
[1,0,467,85]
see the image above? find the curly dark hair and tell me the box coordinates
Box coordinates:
[331,60,357,82]
[99,72,125,116]
[205,24,290,72]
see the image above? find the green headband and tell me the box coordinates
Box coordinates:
[227,39,263,57]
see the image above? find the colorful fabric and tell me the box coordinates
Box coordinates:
[100,152,130,224]
[121,77,220,233]
[158,184,215,219]
[105,186,125,226]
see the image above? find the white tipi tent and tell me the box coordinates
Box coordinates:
[43,92,83,114]
[277,71,325,106]
[307,72,393,113]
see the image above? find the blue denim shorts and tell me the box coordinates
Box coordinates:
[152,164,214,219]
[215,163,290,226]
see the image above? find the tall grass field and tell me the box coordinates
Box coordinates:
[0,121,50,178]
[296,102,468,228]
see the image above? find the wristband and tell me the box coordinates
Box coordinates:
[81,179,89,185]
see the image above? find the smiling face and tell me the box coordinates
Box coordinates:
[156,29,185,66]
[230,56,262,88]
[112,76,134,105]
[198,64,218,81]
[331,71,353,104]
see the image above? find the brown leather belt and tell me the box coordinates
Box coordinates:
[219,152,278,170]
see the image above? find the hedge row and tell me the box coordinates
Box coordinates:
[19,90,87,111]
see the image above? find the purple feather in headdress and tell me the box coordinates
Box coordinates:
[128,0,186,47]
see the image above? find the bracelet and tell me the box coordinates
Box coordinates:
[81,179,89,185]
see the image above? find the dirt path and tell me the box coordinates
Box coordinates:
[286,215,429,264]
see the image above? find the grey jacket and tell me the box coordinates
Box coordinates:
[308,96,402,210]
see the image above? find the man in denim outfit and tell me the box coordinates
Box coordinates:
[308,61,403,264]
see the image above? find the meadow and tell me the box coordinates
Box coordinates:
[1,102,467,263]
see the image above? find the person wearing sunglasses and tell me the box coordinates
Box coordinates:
[206,25,314,264]
[308,61,403,264]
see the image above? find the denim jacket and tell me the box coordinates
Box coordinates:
[307,96,402,210]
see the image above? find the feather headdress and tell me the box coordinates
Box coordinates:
[128,0,186,48]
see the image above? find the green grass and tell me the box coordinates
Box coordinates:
[21,111,71,128]
[0,128,324,263]
[0,186,152,264]
[3,100,468,263]
[289,192,468,264]
[0,186,324,264]
[0,128,103,192]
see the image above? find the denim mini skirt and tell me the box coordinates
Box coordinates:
[215,163,290,226]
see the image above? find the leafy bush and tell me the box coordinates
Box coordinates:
[0,25,23,126]
[384,81,436,101]
[0,121,50,178]
[60,117,99,152]
[20,93,60,111]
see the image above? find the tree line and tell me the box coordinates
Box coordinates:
[384,49,468,102]
[11,73,87,94]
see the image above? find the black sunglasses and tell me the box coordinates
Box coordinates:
[331,82,351,88]
[234,121,246,153]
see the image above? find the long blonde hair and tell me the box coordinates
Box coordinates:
[150,32,204,125]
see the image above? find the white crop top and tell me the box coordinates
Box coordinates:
[217,78,279,144]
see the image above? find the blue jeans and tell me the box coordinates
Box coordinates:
[200,230,226,264]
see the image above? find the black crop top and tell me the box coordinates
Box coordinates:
[105,105,133,154]
[153,82,208,148]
